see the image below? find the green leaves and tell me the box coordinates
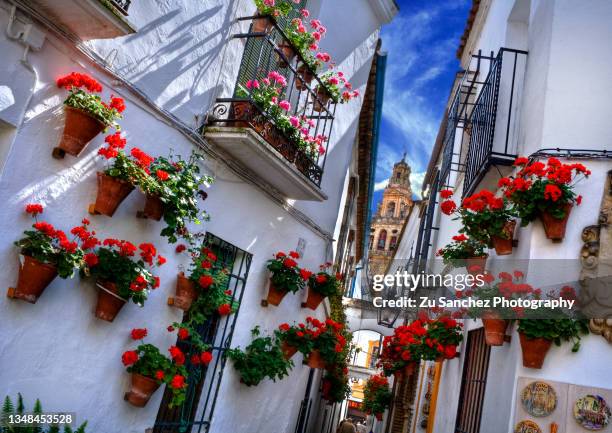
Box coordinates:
[518,317,589,352]
[63,89,121,130]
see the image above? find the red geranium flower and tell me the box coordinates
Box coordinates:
[156,170,169,181]
[169,346,185,366]
[218,304,232,315]
[84,253,98,267]
[175,244,187,253]
[283,258,297,268]
[131,328,148,340]
[170,375,186,389]
[25,203,43,216]
[300,269,313,281]
[121,350,139,366]
[440,200,457,215]
[109,96,126,113]
[157,255,166,266]
[279,323,290,332]
[440,189,453,199]
[200,351,213,365]
[199,275,214,289]
[155,370,165,380]
[177,328,189,340]
[289,251,300,259]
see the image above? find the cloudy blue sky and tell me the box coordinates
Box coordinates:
[372,0,471,208]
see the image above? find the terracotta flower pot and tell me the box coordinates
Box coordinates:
[540,204,572,241]
[124,373,160,407]
[313,88,331,112]
[53,107,106,159]
[305,350,325,369]
[295,64,314,90]
[10,255,58,303]
[519,332,552,369]
[95,281,127,322]
[303,286,325,310]
[394,362,416,381]
[277,42,295,68]
[252,14,273,34]
[266,282,288,306]
[138,194,164,221]
[173,272,198,311]
[375,413,383,421]
[481,312,509,346]
[466,255,487,276]
[492,220,516,255]
[281,341,298,360]
[93,172,134,217]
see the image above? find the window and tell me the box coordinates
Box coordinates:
[377,230,387,250]
[454,328,491,433]
[386,201,396,217]
[153,233,252,433]
[389,236,398,250]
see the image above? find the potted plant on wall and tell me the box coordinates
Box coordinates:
[264,250,309,306]
[122,327,211,407]
[314,70,359,111]
[517,292,589,369]
[362,374,392,421]
[82,238,164,321]
[303,262,341,310]
[226,326,293,386]
[54,72,125,159]
[92,133,160,217]
[252,0,292,33]
[9,205,98,303]
[439,188,517,255]
[498,157,590,241]
[436,234,488,275]
[306,317,347,369]
[275,322,315,360]
[142,152,212,243]
[321,364,351,404]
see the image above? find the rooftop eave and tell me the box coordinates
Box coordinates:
[369,0,399,25]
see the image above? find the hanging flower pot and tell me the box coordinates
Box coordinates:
[92,172,134,217]
[540,204,572,241]
[466,255,487,276]
[281,341,298,360]
[9,255,58,303]
[252,14,273,34]
[53,107,106,159]
[481,312,510,346]
[491,220,516,255]
[95,281,127,322]
[266,283,288,306]
[375,413,383,421]
[295,64,314,90]
[305,349,325,369]
[124,373,160,407]
[137,194,164,221]
[312,88,331,112]
[276,42,295,68]
[393,362,416,381]
[172,272,198,311]
[519,332,552,369]
[303,286,325,310]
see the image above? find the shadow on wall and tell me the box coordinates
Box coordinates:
[113,2,238,120]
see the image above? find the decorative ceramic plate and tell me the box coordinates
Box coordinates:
[514,420,542,433]
[574,395,611,430]
[521,381,558,417]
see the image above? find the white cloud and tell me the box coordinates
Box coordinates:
[373,171,426,199]
[374,178,388,191]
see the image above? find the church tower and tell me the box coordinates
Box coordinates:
[368,155,414,276]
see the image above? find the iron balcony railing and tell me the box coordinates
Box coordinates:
[109,0,131,15]
[462,48,528,196]
[207,15,336,187]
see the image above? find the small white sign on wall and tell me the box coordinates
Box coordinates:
[296,238,307,257]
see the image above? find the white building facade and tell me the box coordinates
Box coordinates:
[0,1,397,432]
[384,1,612,432]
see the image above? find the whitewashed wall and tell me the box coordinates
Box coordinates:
[0,0,389,432]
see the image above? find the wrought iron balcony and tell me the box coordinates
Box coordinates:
[204,15,336,201]
[25,0,136,39]
[439,48,528,196]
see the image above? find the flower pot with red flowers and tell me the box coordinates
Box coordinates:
[122,327,210,408]
[252,0,291,32]
[321,364,351,404]
[439,188,517,255]
[275,322,314,360]
[362,374,392,422]
[227,326,293,386]
[517,313,589,369]
[143,152,212,243]
[92,133,161,217]
[303,263,341,310]
[83,239,164,321]
[313,70,359,112]
[498,157,590,242]
[265,251,307,306]
[54,72,125,159]
[234,72,331,161]
[436,235,488,275]
[307,317,347,369]
[9,205,98,303]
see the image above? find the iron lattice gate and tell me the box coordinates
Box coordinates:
[454,328,491,433]
[153,233,252,433]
